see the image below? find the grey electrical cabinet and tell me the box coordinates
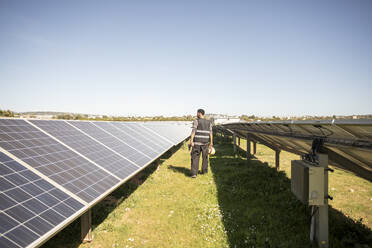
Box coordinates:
[291,160,325,206]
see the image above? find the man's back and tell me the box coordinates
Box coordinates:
[193,118,212,145]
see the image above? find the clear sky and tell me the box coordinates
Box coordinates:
[1,0,371,117]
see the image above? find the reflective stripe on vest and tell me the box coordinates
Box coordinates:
[194,135,210,139]
[196,130,210,134]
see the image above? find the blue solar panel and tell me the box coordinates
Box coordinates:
[0,151,84,248]
[0,118,191,248]
[143,122,191,145]
[0,119,119,203]
[68,121,151,167]
[114,122,172,152]
[92,122,159,159]
[29,120,139,180]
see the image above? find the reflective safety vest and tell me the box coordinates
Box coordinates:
[193,118,211,144]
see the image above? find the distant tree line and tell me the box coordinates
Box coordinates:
[54,114,194,121]
[240,115,282,121]
[0,109,15,117]
[1,108,371,121]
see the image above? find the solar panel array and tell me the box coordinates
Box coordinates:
[221,119,372,181]
[0,119,190,248]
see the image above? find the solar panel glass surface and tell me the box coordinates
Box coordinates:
[30,120,139,180]
[92,122,158,160]
[0,119,119,203]
[0,119,191,248]
[143,123,191,145]
[0,151,84,248]
[116,123,172,152]
[68,121,150,167]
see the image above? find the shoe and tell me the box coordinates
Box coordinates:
[191,175,197,178]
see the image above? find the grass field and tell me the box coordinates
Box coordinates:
[42,135,372,248]
[233,135,372,231]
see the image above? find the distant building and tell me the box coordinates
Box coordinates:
[19,114,54,119]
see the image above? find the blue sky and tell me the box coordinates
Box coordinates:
[1,0,371,117]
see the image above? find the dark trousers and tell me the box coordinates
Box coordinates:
[191,144,209,176]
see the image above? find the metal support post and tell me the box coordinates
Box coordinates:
[275,150,281,170]
[253,141,257,154]
[81,209,93,243]
[312,153,329,248]
[246,134,251,162]
[233,133,237,154]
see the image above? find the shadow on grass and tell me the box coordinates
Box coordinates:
[210,143,372,248]
[41,142,186,248]
[167,164,213,177]
[168,165,191,177]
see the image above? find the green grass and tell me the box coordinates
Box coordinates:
[233,134,372,231]
[42,136,372,248]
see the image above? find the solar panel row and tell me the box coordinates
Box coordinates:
[0,119,191,248]
[221,120,372,181]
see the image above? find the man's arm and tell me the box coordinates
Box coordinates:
[209,123,213,148]
[209,133,213,148]
[190,131,195,146]
[190,120,197,146]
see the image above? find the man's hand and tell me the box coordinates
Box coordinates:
[209,143,213,149]
[190,141,194,147]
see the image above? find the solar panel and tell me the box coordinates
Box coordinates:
[0,151,84,248]
[143,122,191,145]
[68,121,151,167]
[112,122,172,153]
[0,118,191,248]
[92,122,159,160]
[222,120,372,181]
[0,119,119,203]
[29,120,139,180]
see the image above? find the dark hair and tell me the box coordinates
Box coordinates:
[197,109,205,115]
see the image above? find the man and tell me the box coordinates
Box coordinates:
[189,109,213,178]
